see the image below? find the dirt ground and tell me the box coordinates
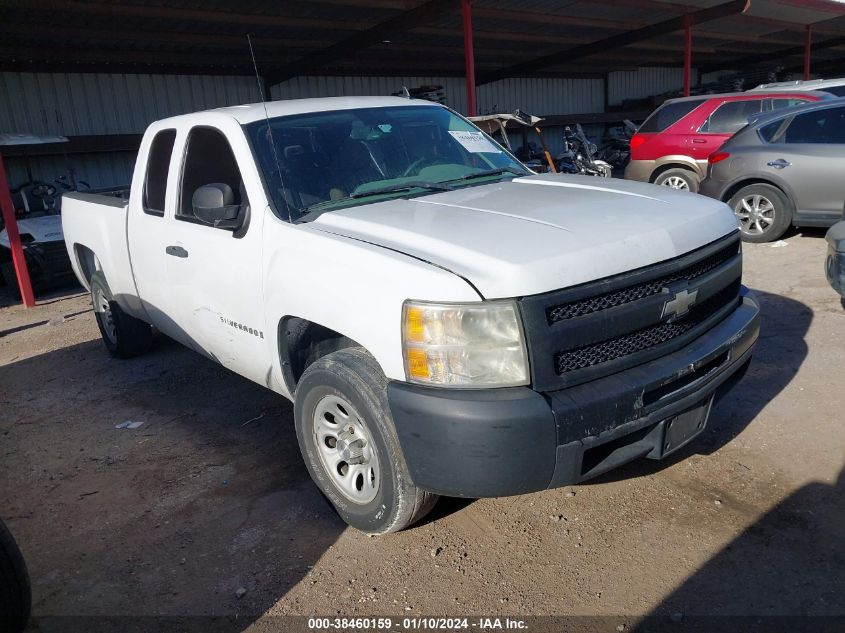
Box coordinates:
[1,228,843,632]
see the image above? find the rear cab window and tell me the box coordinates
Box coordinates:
[143,129,177,216]
[637,99,706,133]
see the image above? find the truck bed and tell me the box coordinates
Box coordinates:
[61,192,144,316]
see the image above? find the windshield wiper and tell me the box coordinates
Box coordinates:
[298,181,453,221]
[348,181,453,198]
[445,166,526,183]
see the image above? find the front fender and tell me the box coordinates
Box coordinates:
[262,217,481,398]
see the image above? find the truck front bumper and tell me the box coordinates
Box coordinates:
[388,288,760,498]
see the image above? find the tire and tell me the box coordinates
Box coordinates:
[654,168,700,193]
[0,519,31,633]
[90,271,152,358]
[294,347,438,534]
[728,183,792,243]
[0,261,20,298]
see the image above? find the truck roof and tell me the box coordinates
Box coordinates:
[160,96,438,126]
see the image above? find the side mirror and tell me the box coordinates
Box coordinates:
[192,183,246,230]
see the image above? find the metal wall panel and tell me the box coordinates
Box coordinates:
[0,71,260,188]
[270,76,604,116]
[271,76,470,113]
[4,152,137,194]
[0,69,675,189]
[477,77,604,116]
[607,67,699,107]
[0,72,259,136]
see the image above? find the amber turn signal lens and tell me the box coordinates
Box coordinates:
[406,348,430,379]
[405,306,424,342]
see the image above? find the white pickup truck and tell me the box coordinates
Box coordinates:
[62,96,760,534]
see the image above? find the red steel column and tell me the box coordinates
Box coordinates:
[0,152,35,307]
[804,24,812,80]
[683,14,693,97]
[462,0,477,116]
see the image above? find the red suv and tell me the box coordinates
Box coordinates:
[624,91,829,192]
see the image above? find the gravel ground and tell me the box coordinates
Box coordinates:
[1,229,843,632]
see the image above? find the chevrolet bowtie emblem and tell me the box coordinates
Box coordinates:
[662,288,698,319]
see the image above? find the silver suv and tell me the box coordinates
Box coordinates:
[699,98,845,243]
[749,77,845,98]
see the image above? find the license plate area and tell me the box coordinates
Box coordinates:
[661,396,713,456]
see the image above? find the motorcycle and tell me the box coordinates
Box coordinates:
[595,119,638,171]
[555,124,613,178]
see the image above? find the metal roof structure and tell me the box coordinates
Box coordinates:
[0,1,843,83]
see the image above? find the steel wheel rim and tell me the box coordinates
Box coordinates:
[734,194,775,235]
[313,394,379,505]
[661,175,689,190]
[93,287,117,344]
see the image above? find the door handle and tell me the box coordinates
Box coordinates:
[165,245,189,258]
[767,159,791,169]
[692,138,707,144]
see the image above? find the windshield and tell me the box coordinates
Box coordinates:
[244,105,529,221]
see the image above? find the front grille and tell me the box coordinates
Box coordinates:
[518,233,744,391]
[547,240,739,324]
[554,280,740,375]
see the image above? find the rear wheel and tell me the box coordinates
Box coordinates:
[654,168,699,193]
[90,271,152,358]
[294,347,438,534]
[728,183,792,243]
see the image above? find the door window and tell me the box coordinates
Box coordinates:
[178,127,249,225]
[142,129,176,216]
[783,107,845,144]
[699,100,762,134]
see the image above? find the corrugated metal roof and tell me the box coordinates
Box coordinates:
[1,1,842,80]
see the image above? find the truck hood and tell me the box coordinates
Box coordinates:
[310,173,739,298]
[0,215,64,249]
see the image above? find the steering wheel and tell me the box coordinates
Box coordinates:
[402,156,450,178]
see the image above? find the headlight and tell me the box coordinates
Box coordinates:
[402,300,529,388]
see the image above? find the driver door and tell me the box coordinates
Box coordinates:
[163,122,271,384]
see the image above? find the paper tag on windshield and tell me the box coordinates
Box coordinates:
[448,131,501,154]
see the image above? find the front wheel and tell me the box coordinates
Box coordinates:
[0,519,31,633]
[654,168,699,193]
[294,348,438,534]
[90,271,152,358]
[728,183,792,243]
